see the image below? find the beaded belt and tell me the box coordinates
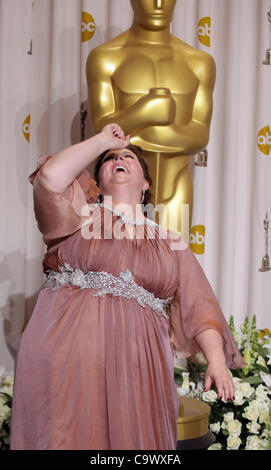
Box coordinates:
[42,262,173,320]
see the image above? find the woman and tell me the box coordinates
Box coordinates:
[10,123,244,450]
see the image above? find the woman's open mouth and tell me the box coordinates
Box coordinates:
[112,165,129,174]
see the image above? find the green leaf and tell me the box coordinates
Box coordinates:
[174,365,188,372]
[231,369,243,379]
[0,392,12,408]
[174,372,187,380]
[258,345,271,357]
[240,376,263,385]
[0,392,11,399]
[254,364,270,373]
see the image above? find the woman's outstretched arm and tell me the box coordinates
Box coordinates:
[195,328,235,402]
[40,123,130,193]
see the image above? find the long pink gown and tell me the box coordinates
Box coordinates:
[10,154,244,450]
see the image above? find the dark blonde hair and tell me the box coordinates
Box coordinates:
[94,144,153,205]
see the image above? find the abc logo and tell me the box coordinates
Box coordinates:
[190,225,205,255]
[22,114,30,142]
[257,126,271,155]
[198,17,211,47]
[81,12,95,42]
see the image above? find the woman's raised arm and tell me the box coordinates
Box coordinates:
[39,123,130,193]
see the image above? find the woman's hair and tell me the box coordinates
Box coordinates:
[94,144,153,206]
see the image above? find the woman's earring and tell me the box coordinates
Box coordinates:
[141,190,145,204]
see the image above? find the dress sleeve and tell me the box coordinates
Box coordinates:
[28,154,101,245]
[168,235,245,370]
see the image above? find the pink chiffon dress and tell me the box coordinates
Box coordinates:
[10,154,244,450]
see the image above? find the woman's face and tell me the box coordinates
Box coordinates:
[98,148,149,198]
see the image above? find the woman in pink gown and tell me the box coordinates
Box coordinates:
[10,124,244,450]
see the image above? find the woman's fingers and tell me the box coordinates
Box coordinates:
[101,123,125,140]
[230,381,235,401]
[223,370,235,401]
[218,376,235,402]
[204,374,212,392]
[101,123,130,149]
[113,129,123,138]
[205,365,235,402]
[113,129,130,147]
[223,382,231,402]
[215,380,224,400]
[118,135,131,148]
[226,377,235,402]
[111,123,124,138]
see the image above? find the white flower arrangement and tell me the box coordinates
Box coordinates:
[1,315,271,451]
[0,366,13,450]
[174,316,271,451]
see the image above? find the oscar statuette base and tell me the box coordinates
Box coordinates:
[176,396,215,450]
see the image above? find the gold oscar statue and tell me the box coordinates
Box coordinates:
[86,0,216,234]
[86,0,216,447]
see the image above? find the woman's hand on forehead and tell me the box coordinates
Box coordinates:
[100,123,131,151]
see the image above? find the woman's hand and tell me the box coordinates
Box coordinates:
[99,123,130,150]
[204,362,235,402]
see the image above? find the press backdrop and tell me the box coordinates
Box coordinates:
[0,0,270,370]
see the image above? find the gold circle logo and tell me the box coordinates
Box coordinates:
[22,114,30,142]
[190,225,205,254]
[257,126,271,155]
[198,17,211,47]
[81,12,95,42]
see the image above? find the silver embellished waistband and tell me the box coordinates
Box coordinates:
[42,262,173,319]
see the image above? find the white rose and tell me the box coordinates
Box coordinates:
[246,421,260,434]
[245,436,260,450]
[223,412,235,423]
[245,435,269,450]
[259,410,270,425]
[243,402,259,422]
[257,399,270,414]
[238,382,254,399]
[233,390,246,406]
[227,419,242,437]
[233,377,241,385]
[255,384,269,401]
[202,390,218,403]
[208,443,222,450]
[261,428,269,439]
[210,422,221,434]
[227,435,242,450]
